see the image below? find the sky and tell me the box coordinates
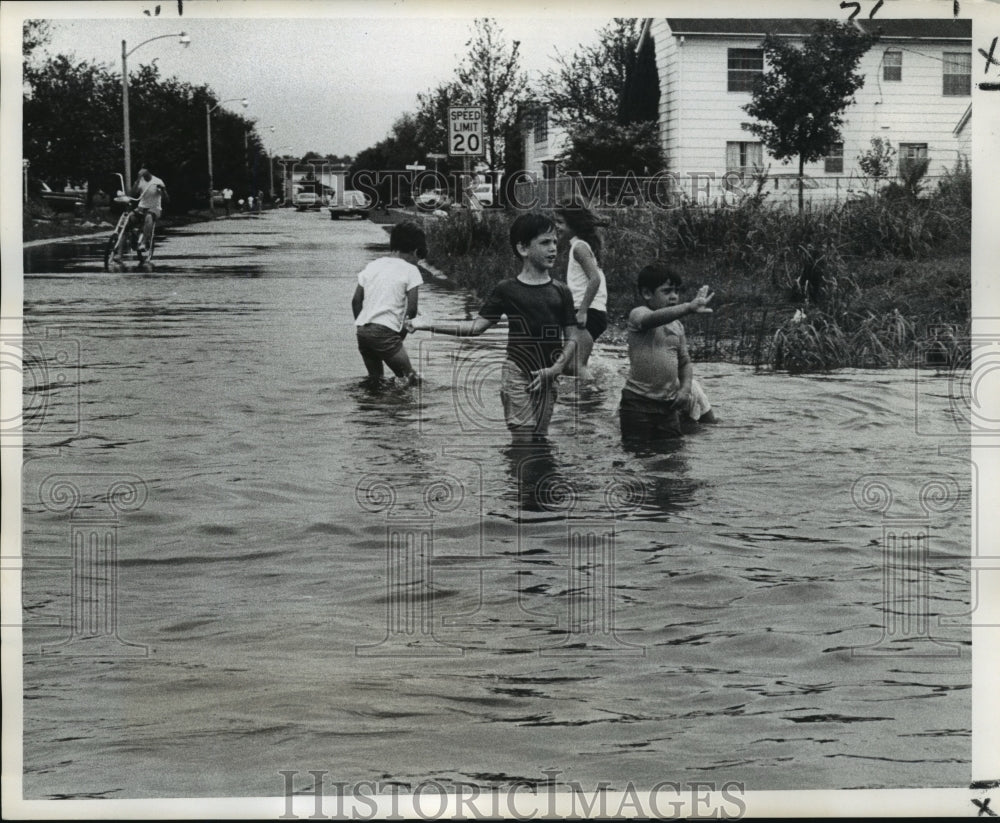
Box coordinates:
[22,0,615,158]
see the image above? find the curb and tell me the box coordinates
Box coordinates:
[23,230,110,248]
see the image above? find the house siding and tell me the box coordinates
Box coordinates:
[652,21,970,183]
[523,114,567,178]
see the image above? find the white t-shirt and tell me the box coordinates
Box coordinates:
[567,237,608,313]
[136,175,166,216]
[355,257,423,332]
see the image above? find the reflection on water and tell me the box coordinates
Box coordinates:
[17,217,971,799]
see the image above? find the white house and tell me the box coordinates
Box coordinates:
[522,104,568,181]
[640,17,972,191]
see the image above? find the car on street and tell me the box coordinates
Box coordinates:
[329,190,372,219]
[416,188,452,210]
[294,191,322,211]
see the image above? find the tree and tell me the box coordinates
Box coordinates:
[538,18,640,130]
[22,19,51,73]
[455,18,529,172]
[742,20,876,211]
[559,120,662,178]
[22,54,121,204]
[348,114,429,206]
[857,136,895,193]
[539,19,662,176]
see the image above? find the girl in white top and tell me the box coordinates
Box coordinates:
[553,201,609,376]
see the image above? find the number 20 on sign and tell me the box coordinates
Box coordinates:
[448,107,484,156]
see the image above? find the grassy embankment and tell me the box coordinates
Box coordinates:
[419,167,970,373]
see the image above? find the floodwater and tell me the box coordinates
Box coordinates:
[18,209,970,799]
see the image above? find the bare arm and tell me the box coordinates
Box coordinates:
[409,315,494,337]
[525,325,580,392]
[634,286,714,331]
[405,287,419,320]
[675,332,693,403]
[572,243,602,323]
[351,285,364,319]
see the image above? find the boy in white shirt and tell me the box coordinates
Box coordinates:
[351,221,426,385]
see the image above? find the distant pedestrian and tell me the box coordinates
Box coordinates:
[247,194,255,212]
[256,190,264,213]
[351,221,427,386]
[222,186,233,216]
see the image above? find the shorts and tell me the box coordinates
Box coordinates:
[619,388,682,441]
[500,360,558,435]
[356,323,404,360]
[581,309,608,341]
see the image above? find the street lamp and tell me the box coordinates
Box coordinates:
[270,144,292,203]
[206,97,249,215]
[121,32,190,186]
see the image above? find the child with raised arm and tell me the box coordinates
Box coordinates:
[620,264,714,443]
[351,220,426,385]
[408,213,578,442]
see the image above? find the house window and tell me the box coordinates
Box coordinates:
[824,143,844,174]
[898,142,928,176]
[943,52,971,96]
[883,50,902,81]
[728,48,763,92]
[726,141,764,177]
[533,108,549,144]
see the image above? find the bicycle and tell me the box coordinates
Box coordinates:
[102,174,155,271]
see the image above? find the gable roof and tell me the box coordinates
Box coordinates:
[663,18,971,40]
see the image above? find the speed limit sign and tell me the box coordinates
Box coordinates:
[448,107,484,157]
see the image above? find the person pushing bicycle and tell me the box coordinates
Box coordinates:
[112,167,168,265]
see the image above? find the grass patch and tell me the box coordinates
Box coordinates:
[420,171,970,373]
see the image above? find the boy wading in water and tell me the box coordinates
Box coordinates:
[408,213,579,443]
[620,264,714,444]
[352,221,427,385]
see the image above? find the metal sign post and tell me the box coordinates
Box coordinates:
[405,162,426,205]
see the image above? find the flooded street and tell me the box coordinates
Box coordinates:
[19,208,970,798]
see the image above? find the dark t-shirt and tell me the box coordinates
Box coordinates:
[479,277,576,375]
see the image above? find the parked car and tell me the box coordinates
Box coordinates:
[38,181,85,213]
[294,191,322,211]
[470,183,494,206]
[416,188,451,210]
[763,174,848,207]
[329,190,372,219]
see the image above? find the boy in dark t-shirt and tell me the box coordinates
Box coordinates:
[408,213,579,442]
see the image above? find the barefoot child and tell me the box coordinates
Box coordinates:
[351,221,426,384]
[408,213,579,442]
[620,264,715,443]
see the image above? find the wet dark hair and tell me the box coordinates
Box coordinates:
[390,221,428,258]
[554,198,608,264]
[509,212,556,258]
[636,263,683,293]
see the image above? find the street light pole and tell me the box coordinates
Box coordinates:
[205,97,249,215]
[121,32,190,187]
[270,144,292,203]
